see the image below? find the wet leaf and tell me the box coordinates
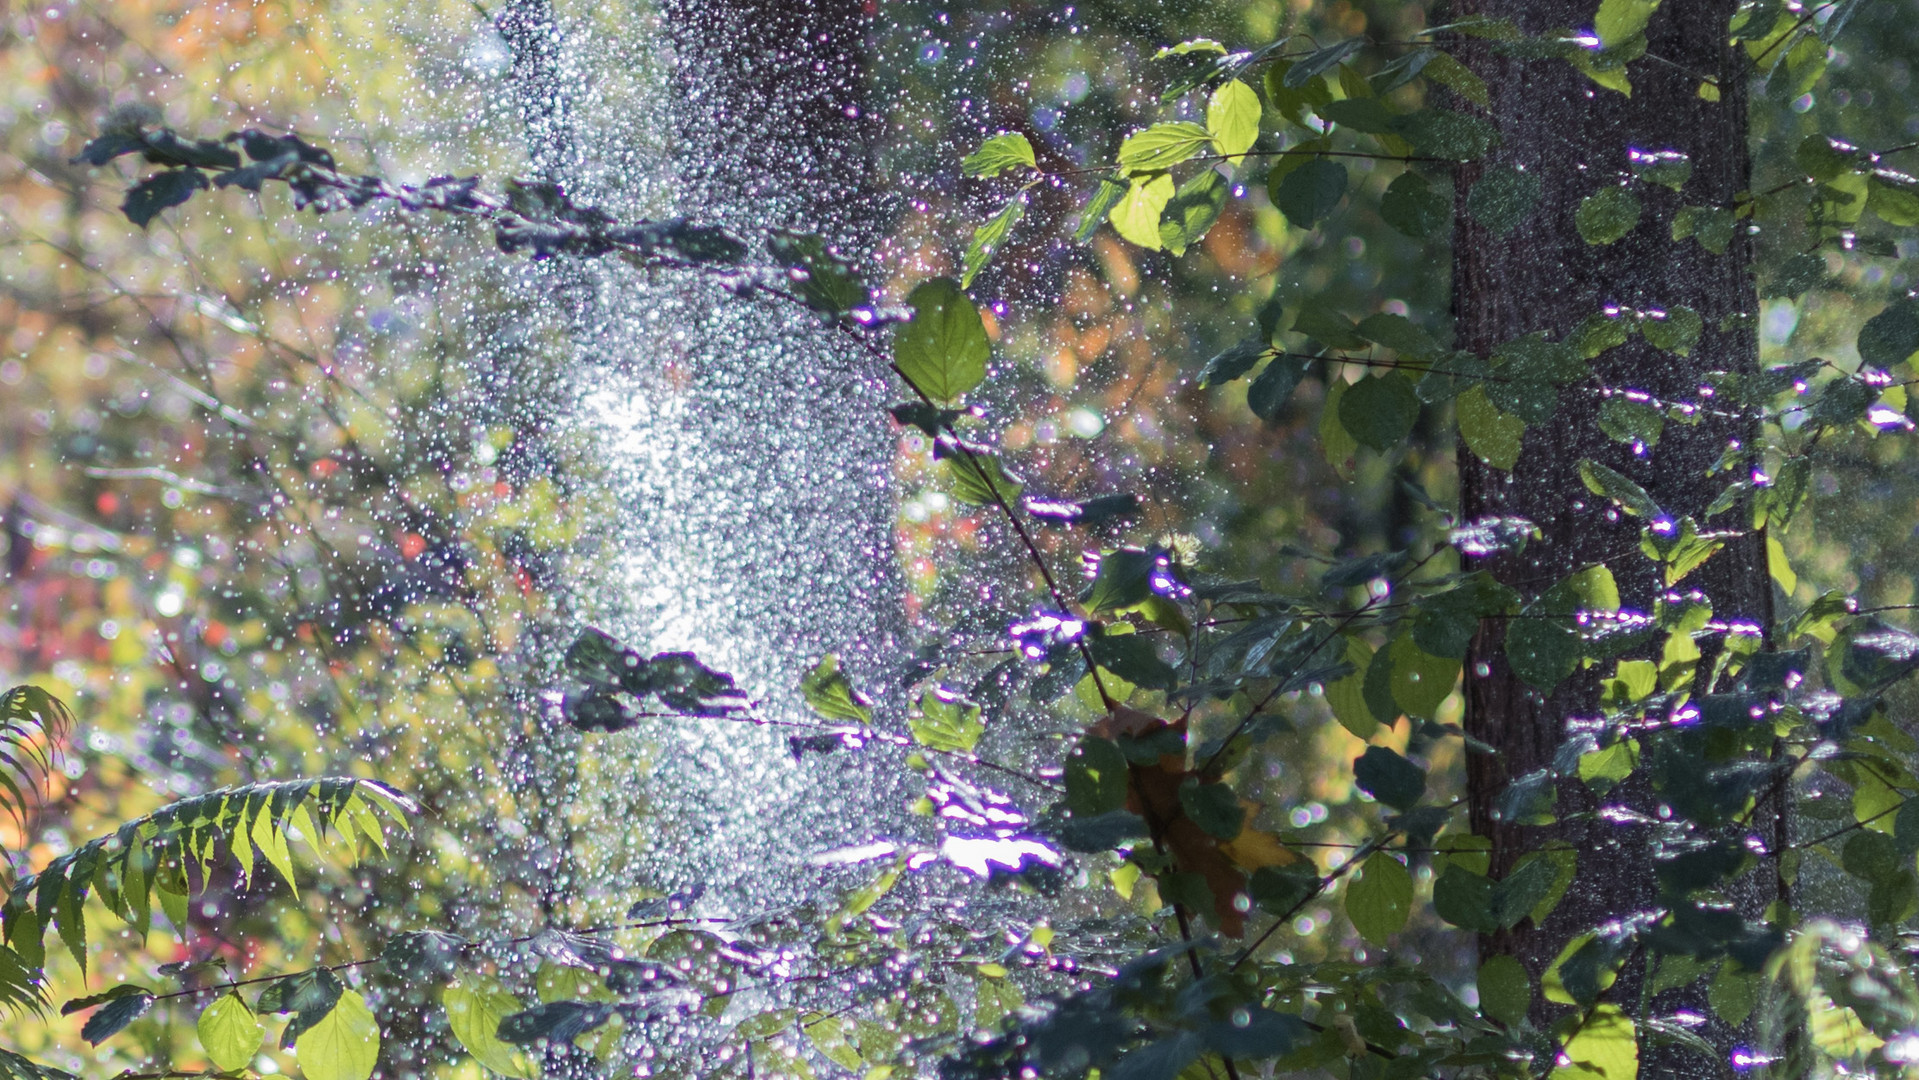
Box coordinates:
[1466,165,1541,236]
[1247,355,1311,421]
[1343,375,1420,452]
[1345,855,1412,944]
[962,195,1025,288]
[1353,746,1426,811]
[1477,955,1531,1027]
[1198,337,1270,387]
[1116,122,1212,175]
[1857,299,1919,369]
[799,654,871,724]
[1112,172,1176,249]
[1458,385,1525,470]
[294,990,379,1080]
[122,168,209,228]
[910,687,983,754]
[1381,171,1449,237]
[1574,186,1642,245]
[896,278,990,402]
[962,133,1036,178]
[445,981,536,1079]
[1159,168,1228,256]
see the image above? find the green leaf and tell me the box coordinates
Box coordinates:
[1325,637,1378,737]
[895,278,989,403]
[962,133,1036,178]
[1065,738,1128,816]
[1206,80,1261,158]
[294,989,379,1080]
[1084,548,1157,613]
[1477,955,1531,1027]
[1390,109,1498,161]
[1433,866,1497,932]
[1765,252,1827,298]
[910,688,983,754]
[1868,169,1919,226]
[444,981,536,1079]
[1640,306,1702,355]
[962,195,1026,289]
[1156,38,1228,57]
[1112,173,1176,249]
[1578,459,1661,518]
[946,451,1023,506]
[1670,204,1735,254]
[199,993,265,1072]
[1320,378,1359,476]
[69,985,154,1045]
[800,654,872,724]
[1630,149,1691,190]
[1388,635,1459,719]
[1274,158,1347,230]
[1466,165,1542,236]
[1458,385,1525,470]
[1178,778,1245,840]
[1159,169,1228,256]
[1198,338,1270,387]
[1339,373,1420,452]
[1317,97,1396,135]
[1352,746,1426,811]
[1291,304,1367,349]
[1355,313,1441,358]
[1076,178,1129,242]
[1381,171,1449,238]
[1707,962,1757,1027]
[1285,39,1362,88]
[1087,631,1177,691]
[1345,855,1412,944]
[1248,355,1311,421]
[1858,299,1919,369]
[1554,1004,1637,1080]
[1795,134,1859,183]
[1575,186,1642,245]
[766,230,869,317]
[123,168,209,228]
[1598,397,1665,448]
[1116,122,1212,175]
[1595,0,1660,50]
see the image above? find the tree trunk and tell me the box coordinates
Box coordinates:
[1451,0,1773,1060]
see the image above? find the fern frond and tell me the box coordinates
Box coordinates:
[0,1047,74,1080]
[2,777,415,977]
[0,686,72,830]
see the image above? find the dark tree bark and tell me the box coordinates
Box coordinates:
[1451,0,1774,1063]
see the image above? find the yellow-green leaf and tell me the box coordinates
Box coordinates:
[1112,173,1176,249]
[1325,636,1377,737]
[294,989,379,1080]
[444,980,537,1079]
[1458,385,1525,470]
[1206,80,1261,158]
[1551,1004,1637,1080]
[198,993,264,1073]
[1116,122,1211,175]
[1344,854,1412,944]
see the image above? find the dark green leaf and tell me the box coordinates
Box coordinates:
[1492,768,1556,826]
[381,931,466,980]
[1629,149,1692,190]
[1151,168,1228,257]
[1087,632,1177,690]
[70,132,146,167]
[1284,38,1363,87]
[1065,738,1129,817]
[1024,493,1140,526]
[1477,955,1530,1026]
[122,168,209,228]
[765,230,869,318]
[1274,158,1347,230]
[1338,373,1419,451]
[497,1001,615,1046]
[1317,97,1396,134]
[1247,355,1311,421]
[1354,313,1441,358]
[1432,865,1497,932]
[1204,1010,1313,1059]
[1765,252,1828,298]
[1380,171,1449,238]
[1178,778,1245,840]
[1579,459,1661,518]
[1389,109,1498,161]
[1352,746,1426,811]
[1084,548,1157,613]
[77,989,153,1046]
[1290,304,1366,349]
[1198,338,1270,387]
[1466,165,1541,236]
[1598,397,1665,448]
[1857,299,1919,369]
[1076,179,1129,242]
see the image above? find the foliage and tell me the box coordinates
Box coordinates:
[8,2,1919,1080]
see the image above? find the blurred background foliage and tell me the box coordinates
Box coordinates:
[0,0,1916,1075]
